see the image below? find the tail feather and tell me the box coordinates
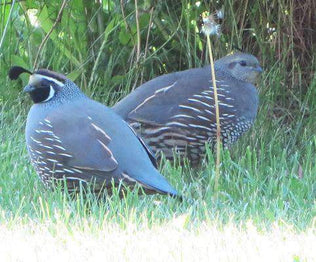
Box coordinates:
[125,169,178,197]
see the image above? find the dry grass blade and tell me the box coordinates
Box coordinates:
[202,12,222,197]
[206,35,221,197]
[0,0,16,52]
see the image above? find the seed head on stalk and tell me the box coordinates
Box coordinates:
[201,9,224,199]
[201,12,221,37]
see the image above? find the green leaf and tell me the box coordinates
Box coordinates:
[119,28,130,45]
[139,13,150,29]
[37,5,81,66]
[104,18,116,40]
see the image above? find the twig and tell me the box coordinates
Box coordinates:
[87,34,108,91]
[140,6,154,84]
[239,0,249,40]
[134,0,141,64]
[131,0,142,90]
[0,0,16,52]
[120,0,129,31]
[33,0,68,69]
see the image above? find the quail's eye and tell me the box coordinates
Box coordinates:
[239,60,247,66]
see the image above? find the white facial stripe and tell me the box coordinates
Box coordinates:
[29,74,64,87]
[42,85,55,102]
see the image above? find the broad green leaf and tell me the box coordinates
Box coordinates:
[37,5,81,66]
[119,28,130,45]
[139,13,150,29]
[103,17,116,43]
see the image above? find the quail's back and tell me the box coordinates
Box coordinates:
[9,67,177,196]
[113,53,262,165]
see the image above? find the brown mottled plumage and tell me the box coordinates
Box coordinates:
[113,53,262,165]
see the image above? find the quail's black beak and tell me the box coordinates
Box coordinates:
[255,66,263,73]
[23,84,36,93]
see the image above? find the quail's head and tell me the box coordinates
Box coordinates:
[9,66,68,104]
[215,53,263,84]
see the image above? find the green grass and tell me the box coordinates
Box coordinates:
[0,89,315,260]
[0,0,316,260]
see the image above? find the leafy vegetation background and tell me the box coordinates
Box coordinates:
[0,0,315,260]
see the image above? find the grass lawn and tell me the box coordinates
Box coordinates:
[0,87,315,261]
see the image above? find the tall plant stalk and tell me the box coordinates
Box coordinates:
[201,11,223,198]
[206,35,221,197]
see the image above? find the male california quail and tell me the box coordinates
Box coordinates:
[113,53,262,165]
[9,66,177,196]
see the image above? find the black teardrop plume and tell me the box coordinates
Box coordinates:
[8,66,33,80]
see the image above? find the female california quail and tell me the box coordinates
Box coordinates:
[113,53,262,165]
[9,66,177,196]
